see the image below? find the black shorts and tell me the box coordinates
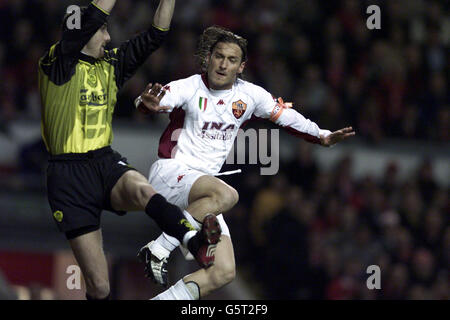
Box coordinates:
[46,146,137,239]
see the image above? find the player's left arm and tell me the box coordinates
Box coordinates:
[109,0,176,89]
[275,104,354,147]
[152,0,176,31]
[253,88,355,147]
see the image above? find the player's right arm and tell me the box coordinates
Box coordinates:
[251,84,355,147]
[108,0,176,90]
[93,0,116,14]
[134,77,192,114]
[135,83,172,114]
[39,2,114,84]
[60,1,115,54]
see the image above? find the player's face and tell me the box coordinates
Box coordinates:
[207,42,245,90]
[84,24,110,58]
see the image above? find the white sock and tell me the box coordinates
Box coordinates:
[156,210,202,251]
[158,233,180,251]
[182,230,197,248]
[151,279,199,300]
[183,210,202,230]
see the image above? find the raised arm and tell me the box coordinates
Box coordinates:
[60,1,116,55]
[153,0,176,31]
[94,0,117,14]
[108,0,177,89]
[39,1,117,85]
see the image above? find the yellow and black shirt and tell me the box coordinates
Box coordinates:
[38,2,168,155]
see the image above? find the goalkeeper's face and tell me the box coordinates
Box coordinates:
[84,24,111,59]
[207,42,245,90]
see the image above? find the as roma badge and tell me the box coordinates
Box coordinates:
[232,99,247,119]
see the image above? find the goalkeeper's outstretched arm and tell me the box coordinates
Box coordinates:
[109,0,176,89]
[93,0,117,14]
[153,0,176,31]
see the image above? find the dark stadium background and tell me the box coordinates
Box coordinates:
[0,0,448,300]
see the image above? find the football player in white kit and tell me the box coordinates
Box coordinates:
[135,26,355,300]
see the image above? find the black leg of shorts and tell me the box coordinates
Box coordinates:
[65,225,100,240]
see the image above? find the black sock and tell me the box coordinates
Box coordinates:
[186,232,203,257]
[86,293,110,300]
[145,194,195,243]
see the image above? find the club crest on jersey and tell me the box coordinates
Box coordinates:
[198,97,208,111]
[232,99,247,119]
[87,67,98,88]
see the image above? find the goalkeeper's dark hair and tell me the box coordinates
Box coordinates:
[195,26,248,77]
[61,6,88,33]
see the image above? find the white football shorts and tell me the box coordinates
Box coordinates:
[148,158,230,238]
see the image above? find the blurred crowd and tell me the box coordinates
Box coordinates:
[0,0,448,142]
[223,141,449,300]
[0,0,448,300]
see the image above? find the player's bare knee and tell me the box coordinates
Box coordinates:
[229,187,239,207]
[86,277,110,299]
[212,186,239,212]
[136,183,156,209]
[209,261,236,289]
[223,187,239,211]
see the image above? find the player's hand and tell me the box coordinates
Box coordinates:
[137,83,171,114]
[320,127,355,147]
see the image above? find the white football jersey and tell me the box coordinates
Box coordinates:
[136,74,331,175]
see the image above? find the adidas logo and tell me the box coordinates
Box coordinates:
[217,99,225,105]
[206,244,217,257]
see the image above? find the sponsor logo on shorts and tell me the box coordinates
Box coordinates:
[177,174,185,182]
[53,210,63,222]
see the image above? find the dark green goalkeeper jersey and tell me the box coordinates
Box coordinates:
[38,2,168,155]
